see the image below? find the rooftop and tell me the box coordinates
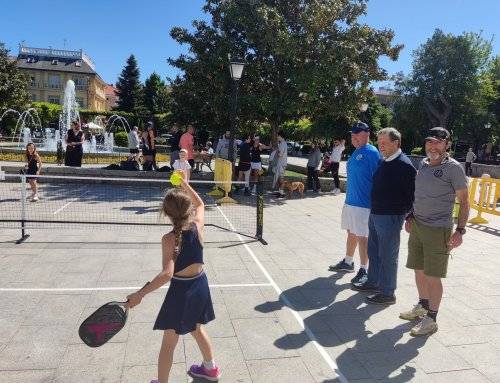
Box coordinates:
[16,45,97,75]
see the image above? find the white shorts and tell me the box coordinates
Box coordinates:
[251,162,262,170]
[341,204,370,237]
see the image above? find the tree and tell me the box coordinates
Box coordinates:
[143,72,170,115]
[115,55,143,113]
[168,0,402,140]
[410,29,492,131]
[0,45,30,112]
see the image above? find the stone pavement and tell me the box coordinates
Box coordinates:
[0,191,499,382]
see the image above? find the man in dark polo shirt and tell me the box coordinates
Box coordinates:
[352,128,416,306]
[400,127,469,336]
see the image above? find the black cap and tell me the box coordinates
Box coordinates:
[425,127,450,141]
[350,121,370,134]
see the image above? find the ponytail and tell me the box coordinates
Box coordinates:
[173,225,183,262]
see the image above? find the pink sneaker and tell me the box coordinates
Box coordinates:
[188,364,221,381]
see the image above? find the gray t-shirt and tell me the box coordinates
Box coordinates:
[413,156,468,227]
[277,140,288,167]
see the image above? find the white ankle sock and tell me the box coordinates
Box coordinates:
[344,256,354,265]
[279,189,284,194]
[360,264,368,271]
[203,360,215,369]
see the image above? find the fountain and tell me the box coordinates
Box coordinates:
[0,82,131,156]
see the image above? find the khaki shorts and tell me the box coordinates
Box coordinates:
[406,219,452,278]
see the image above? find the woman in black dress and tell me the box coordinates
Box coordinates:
[25,143,42,202]
[64,121,84,167]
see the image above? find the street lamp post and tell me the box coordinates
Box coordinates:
[359,103,369,123]
[228,59,245,163]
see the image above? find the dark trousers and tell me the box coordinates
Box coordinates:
[331,162,340,189]
[366,213,406,296]
[465,162,472,176]
[307,167,320,191]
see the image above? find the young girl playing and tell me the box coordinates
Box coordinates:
[126,170,220,383]
[172,148,191,180]
[25,143,42,202]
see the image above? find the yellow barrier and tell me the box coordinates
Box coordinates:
[468,176,500,224]
[207,158,236,204]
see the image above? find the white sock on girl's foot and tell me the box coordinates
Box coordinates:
[360,264,368,271]
[203,360,216,369]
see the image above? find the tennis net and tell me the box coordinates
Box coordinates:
[0,173,264,243]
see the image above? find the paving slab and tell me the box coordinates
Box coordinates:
[0,184,499,382]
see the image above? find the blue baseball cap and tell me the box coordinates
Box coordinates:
[350,121,370,134]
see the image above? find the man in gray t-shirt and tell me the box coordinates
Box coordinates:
[401,127,469,337]
[413,156,468,227]
[272,131,288,198]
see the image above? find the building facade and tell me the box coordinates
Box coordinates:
[104,84,119,111]
[16,45,107,111]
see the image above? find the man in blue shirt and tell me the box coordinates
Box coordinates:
[329,122,382,285]
[352,128,416,306]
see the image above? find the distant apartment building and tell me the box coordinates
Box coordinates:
[16,45,107,111]
[105,84,119,111]
[374,87,398,110]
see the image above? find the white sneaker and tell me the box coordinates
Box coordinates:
[332,188,340,195]
[399,303,428,321]
[31,195,39,202]
[410,316,438,336]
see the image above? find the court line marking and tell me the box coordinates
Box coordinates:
[0,283,272,292]
[216,206,349,383]
[53,189,90,215]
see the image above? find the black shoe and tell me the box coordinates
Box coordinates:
[350,268,368,284]
[351,282,379,293]
[366,293,396,305]
[276,193,286,199]
[328,260,354,272]
[244,189,251,196]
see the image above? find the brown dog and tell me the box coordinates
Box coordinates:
[283,180,305,199]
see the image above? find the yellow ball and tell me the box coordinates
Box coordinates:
[170,171,183,186]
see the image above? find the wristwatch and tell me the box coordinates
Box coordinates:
[455,227,466,235]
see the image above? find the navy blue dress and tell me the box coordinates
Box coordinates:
[153,224,215,334]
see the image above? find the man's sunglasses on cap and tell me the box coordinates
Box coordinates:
[425,127,450,141]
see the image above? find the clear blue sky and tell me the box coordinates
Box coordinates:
[1,0,498,88]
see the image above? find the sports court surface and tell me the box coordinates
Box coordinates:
[1,176,500,382]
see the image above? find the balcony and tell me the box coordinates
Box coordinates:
[46,83,61,89]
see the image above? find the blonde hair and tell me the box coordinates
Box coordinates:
[161,188,192,261]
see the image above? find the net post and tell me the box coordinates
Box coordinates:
[256,178,267,245]
[16,174,30,244]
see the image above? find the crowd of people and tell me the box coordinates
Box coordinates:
[329,123,469,336]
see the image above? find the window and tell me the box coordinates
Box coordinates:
[75,60,81,67]
[30,76,36,87]
[73,77,87,90]
[31,94,37,101]
[48,75,60,89]
[75,97,85,108]
[51,59,58,65]
[48,95,60,104]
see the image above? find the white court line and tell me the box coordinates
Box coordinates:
[216,206,349,383]
[53,189,90,215]
[0,283,272,292]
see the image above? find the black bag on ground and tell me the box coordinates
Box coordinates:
[157,165,171,173]
[103,164,122,170]
[120,160,140,171]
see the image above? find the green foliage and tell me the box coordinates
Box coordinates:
[393,30,499,150]
[114,131,128,147]
[168,0,402,141]
[362,95,393,134]
[144,73,171,115]
[31,102,62,127]
[0,46,30,112]
[411,147,423,155]
[116,55,144,113]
